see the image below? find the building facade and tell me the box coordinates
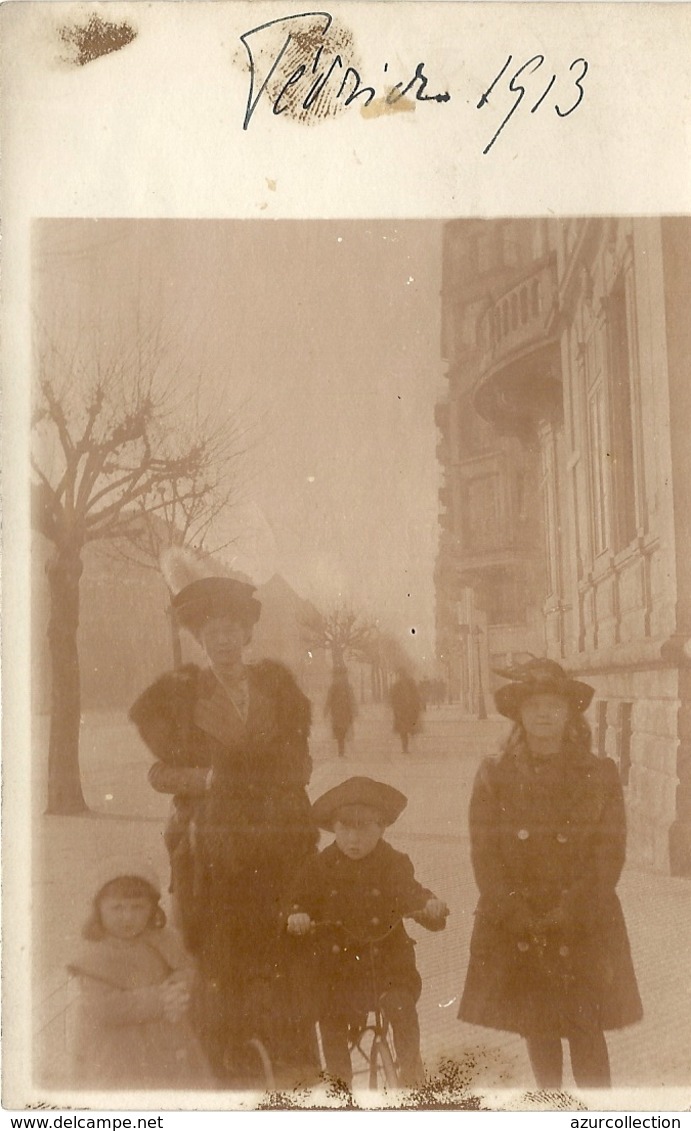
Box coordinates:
[434,220,550,713]
[436,217,691,876]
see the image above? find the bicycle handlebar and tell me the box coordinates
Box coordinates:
[289,908,448,945]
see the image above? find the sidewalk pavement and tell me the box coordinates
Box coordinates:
[30,704,691,1103]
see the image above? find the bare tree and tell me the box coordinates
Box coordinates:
[31,330,241,814]
[359,626,412,702]
[300,604,374,671]
[300,603,413,702]
[106,417,246,668]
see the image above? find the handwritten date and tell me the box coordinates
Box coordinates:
[478,54,588,154]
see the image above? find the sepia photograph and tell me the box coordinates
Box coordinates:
[2,0,691,1118]
[26,214,691,1107]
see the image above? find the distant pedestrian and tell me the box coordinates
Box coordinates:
[325,668,357,758]
[458,659,642,1089]
[68,863,212,1090]
[389,670,422,754]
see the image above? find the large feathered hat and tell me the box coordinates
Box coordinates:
[161,547,261,634]
[312,776,408,830]
[493,657,594,721]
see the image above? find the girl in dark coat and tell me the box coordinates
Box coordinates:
[129,575,319,1087]
[458,659,642,1089]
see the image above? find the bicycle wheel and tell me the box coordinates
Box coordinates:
[242,1037,276,1090]
[370,1035,400,1089]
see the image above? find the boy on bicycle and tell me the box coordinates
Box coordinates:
[286,776,448,1087]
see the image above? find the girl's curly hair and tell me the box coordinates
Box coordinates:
[82,875,166,941]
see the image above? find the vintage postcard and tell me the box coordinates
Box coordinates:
[2,0,690,1118]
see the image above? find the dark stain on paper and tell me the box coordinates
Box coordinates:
[237,12,367,127]
[361,93,416,119]
[59,13,137,67]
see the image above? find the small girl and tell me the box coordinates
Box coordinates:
[68,863,213,1090]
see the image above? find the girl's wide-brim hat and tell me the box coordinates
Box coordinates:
[171,577,261,633]
[312,776,408,831]
[493,658,595,721]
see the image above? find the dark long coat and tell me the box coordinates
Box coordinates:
[287,839,444,1019]
[458,743,643,1038]
[129,661,319,1078]
[325,679,357,738]
[389,676,422,736]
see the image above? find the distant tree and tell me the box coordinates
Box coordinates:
[31,331,241,815]
[300,604,374,671]
[360,627,412,702]
[300,603,413,703]
[108,426,246,668]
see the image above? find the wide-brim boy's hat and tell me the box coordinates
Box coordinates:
[171,577,261,633]
[493,657,595,721]
[312,776,408,830]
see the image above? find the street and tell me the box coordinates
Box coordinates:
[33,702,691,1103]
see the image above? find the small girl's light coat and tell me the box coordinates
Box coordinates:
[68,926,212,1089]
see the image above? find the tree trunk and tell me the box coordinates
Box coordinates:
[45,546,87,815]
[372,663,383,703]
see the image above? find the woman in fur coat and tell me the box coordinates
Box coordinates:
[458,659,642,1090]
[129,573,319,1087]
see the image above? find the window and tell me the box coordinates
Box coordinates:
[531,279,540,318]
[607,279,638,551]
[582,274,640,563]
[617,702,633,785]
[596,699,608,758]
[541,435,560,598]
[587,384,610,557]
[464,474,501,552]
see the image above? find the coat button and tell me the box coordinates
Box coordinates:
[559,945,570,957]
[330,890,338,898]
[331,944,341,955]
[517,941,529,952]
[371,917,380,926]
[517,829,530,840]
[371,889,381,897]
[556,833,568,844]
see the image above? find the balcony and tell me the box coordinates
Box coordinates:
[436,524,537,580]
[473,256,562,437]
